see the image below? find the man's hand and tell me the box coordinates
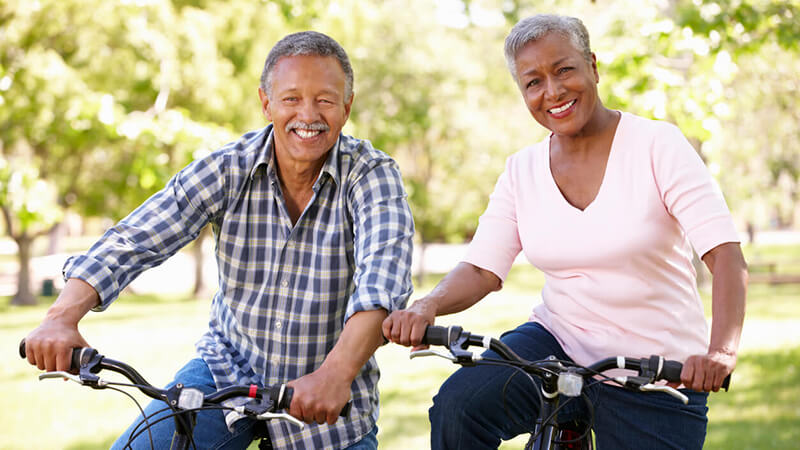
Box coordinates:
[23,278,98,373]
[287,365,352,425]
[382,299,435,347]
[676,350,736,392]
[25,319,89,372]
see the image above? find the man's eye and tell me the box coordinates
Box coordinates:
[558,67,573,74]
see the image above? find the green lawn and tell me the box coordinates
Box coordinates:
[3,244,799,449]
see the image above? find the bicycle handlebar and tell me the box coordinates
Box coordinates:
[420,325,730,390]
[19,339,351,417]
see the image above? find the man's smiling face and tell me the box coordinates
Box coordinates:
[259,54,353,168]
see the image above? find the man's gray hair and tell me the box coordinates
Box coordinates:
[260,31,354,100]
[504,14,592,84]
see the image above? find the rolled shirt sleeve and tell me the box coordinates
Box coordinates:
[63,153,226,310]
[345,158,414,320]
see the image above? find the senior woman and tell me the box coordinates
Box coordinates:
[383,13,747,449]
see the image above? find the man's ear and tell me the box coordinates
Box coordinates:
[343,92,354,122]
[258,87,272,121]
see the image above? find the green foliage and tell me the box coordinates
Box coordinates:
[0,156,61,234]
[1,0,798,243]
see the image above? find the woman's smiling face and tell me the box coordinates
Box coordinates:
[513,32,600,137]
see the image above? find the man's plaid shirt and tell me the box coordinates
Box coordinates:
[63,124,414,449]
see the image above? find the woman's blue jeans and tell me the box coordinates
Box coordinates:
[429,322,709,449]
[111,358,378,449]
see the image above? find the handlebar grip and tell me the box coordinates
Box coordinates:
[660,359,683,383]
[660,358,733,391]
[721,373,731,391]
[18,339,97,371]
[277,386,293,409]
[71,347,98,370]
[273,385,351,416]
[421,325,453,346]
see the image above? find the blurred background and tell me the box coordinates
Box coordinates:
[1,0,798,448]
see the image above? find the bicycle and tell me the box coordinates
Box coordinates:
[411,325,731,450]
[19,340,350,450]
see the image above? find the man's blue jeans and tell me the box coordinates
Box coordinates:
[111,358,378,449]
[429,322,709,449]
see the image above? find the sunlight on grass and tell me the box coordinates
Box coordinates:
[3,242,799,449]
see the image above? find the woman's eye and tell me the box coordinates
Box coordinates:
[527,79,540,88]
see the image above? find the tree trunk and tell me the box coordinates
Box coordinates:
[192,226,208,297]
[414,239,427,288]
[47,221,64,255]
[11,235,37,306]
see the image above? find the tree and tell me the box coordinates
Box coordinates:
[0,0,237,303]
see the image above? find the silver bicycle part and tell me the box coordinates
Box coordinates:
[557,371,584,397]
[640,383,689,404]
[409,349,457,361]
[39,371,82,385]
[178,387,205,410]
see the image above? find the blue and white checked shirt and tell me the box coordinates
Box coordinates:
[64,124,414,449]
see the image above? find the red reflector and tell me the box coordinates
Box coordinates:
[249,384,258,398]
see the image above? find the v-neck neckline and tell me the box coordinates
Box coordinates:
[546,111,624,213]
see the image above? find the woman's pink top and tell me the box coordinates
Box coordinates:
[464,112,739,366]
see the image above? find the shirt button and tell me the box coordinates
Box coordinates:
[280,280,288,288]
[275,321,282,329]
[271,355,280,365]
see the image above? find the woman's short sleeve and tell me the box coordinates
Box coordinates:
[463,155,523,282]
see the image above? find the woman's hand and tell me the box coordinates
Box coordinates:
[382,262,502,347]
[382,299,436,347]
[679,350,736,392]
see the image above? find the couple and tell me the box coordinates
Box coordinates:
[23,14,746,450]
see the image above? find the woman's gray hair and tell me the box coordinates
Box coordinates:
[504,14,592,84]
[260,31,354,100]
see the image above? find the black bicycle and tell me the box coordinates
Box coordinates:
[412,325,731,450]
[19,340,350,450]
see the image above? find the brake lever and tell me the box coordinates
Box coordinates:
[409,349,457,362]
[256,411,305,428]
[38,371,85,385]
[640,383,689,404]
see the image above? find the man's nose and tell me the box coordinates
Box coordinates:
[297,99,322,121]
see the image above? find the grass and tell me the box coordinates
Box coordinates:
[2,243,799,449]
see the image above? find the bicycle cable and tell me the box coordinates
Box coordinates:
[125,404,236,450]
[105,385,155,450]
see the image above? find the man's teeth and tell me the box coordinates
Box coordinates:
[294,129,321,138]
[549,100,575,114]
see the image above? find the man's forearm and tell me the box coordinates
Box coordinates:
[45,278,101,325]
[321,309,388,380]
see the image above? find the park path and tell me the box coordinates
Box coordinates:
[1,229,798,298]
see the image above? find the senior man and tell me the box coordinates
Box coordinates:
[23,31,413,449]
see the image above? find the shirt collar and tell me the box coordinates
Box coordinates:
[251,124,341,188]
